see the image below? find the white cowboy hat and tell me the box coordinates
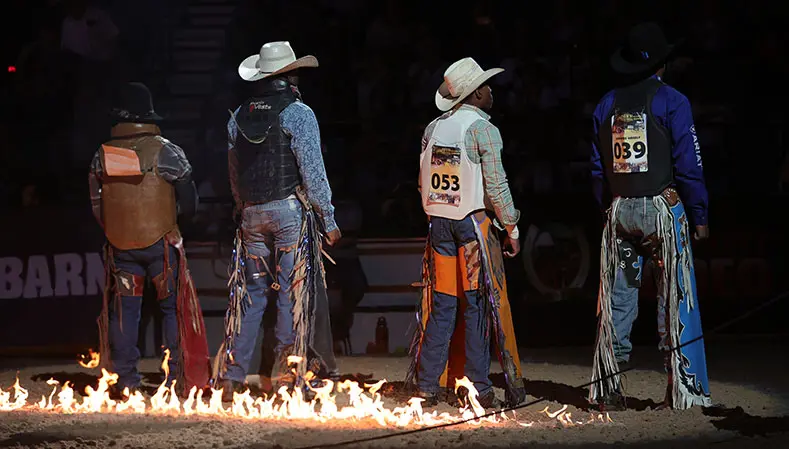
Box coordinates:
[435,57,504,112]
[238,41,319,82]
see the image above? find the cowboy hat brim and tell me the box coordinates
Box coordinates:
[610,39,684,75]
[109,108,166,124]
[434,68,504,112]
[238,54,319,82]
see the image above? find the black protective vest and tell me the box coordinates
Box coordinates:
[233,79,301,204]
[599,77,673,198]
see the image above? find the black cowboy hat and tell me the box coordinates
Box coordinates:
[109,82,165,123]
[610,22,683,75]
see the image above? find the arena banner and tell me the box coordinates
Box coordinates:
[0,205,105,354]
[1,195,787,356]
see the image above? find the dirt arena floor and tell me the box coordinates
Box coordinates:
[2,341,788,449]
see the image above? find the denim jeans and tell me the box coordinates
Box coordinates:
[610,197,668,363]
[417,215,492,396]
[110,238,178,389]
[224,197,302,383]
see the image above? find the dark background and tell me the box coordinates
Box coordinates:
[1,0,788,355]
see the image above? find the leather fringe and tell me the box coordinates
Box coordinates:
[211,230,249,386]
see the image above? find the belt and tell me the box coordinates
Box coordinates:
[615,187,680,207]
[242,194,297,209]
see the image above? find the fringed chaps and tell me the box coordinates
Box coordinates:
[290,190,337,379]
[589,196,712,409]
[214,191,337,385]
[406,216,525,406]
[211,230,250,386]
[97,232,211,392]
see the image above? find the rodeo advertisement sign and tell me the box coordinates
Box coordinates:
[1,194,787,355]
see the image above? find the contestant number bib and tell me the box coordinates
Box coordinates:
[611,112,649,173]
[427,145,462,206]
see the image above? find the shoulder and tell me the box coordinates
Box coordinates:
[156,138,192,179]
[156,136,176,150]
[594,89,617,118]
[281,101,316,122]
[423,115,443,137]
[281,101,320,140]
[599,88,616,104]
[157,137,188,161]
[657,83,691,108]
[468,116,498,136]
[280,101,318,134]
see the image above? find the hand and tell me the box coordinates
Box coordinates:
[694,225,709,241]
[325,228,342,247]
[503,235,520,258]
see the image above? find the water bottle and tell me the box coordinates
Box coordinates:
[375,316,389,354]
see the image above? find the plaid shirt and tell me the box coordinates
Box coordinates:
[421,104,520,225]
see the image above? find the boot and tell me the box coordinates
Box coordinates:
[456,386,503,410]
[415,390,439,407]
[595,360,630,411]
[270,347,297,392]
[218,379,246,403]
[109,384,143,401]
[477,390,503,409]
[598,390,627,411]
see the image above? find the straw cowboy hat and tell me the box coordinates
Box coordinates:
[238,41,319,82]
[435,57,504,112]
[610,22,682,75]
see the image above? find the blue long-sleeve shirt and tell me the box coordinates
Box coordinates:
[228,101,338,232]
[590,76,709,226]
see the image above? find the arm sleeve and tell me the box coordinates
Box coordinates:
[668,92,709,226]
[474,121,520,225]
[282,103,338,232]
[158,141,198,220]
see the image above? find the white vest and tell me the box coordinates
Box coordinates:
[420,108,486,220]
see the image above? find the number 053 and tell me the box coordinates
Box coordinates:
[431,173,460,191]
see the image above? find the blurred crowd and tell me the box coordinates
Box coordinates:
[1,0,177,209]
[2,0,787,239]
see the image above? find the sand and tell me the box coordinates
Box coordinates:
[1,342,788,449]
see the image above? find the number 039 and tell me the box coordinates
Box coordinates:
[431,173,460,191]
[614,141,646,159]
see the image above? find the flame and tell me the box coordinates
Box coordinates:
[538,405,614,427]
[0,352,614,429]
[0,377,28,411]
[78,349,100,369]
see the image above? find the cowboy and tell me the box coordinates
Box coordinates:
[406,58,526,409]
[88,82,210,398]
[214,41,341,400]
[589,23,712,410]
